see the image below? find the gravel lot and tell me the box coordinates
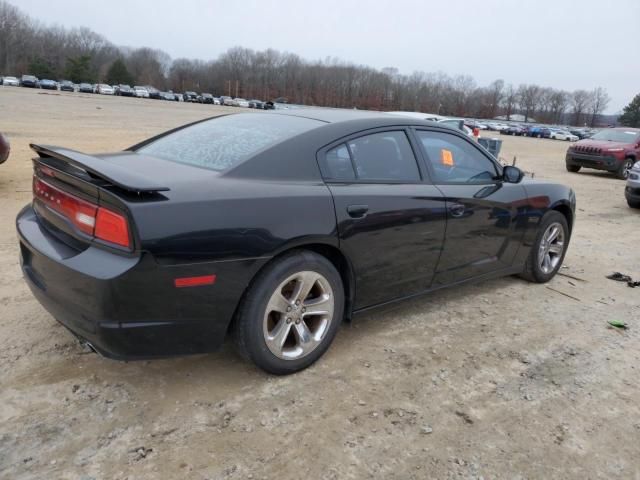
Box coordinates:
[1,87,639,480]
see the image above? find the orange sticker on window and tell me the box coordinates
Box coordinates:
[441,149,454,166]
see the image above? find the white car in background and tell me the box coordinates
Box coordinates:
[234,98,250,108]
[133,86,150,98]
[550,130,578,141]
[96,84,114,95]
[387,111,447,122]
[2,76,19,86]
[438,118,474,137]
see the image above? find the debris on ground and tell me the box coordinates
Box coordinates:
[607,320,628,330]
[606,272,640,288]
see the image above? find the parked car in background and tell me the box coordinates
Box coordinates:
[212,97,221,105]
[438,119,473,137]
[133,86,150,98]
[569,129,592,139]
[59,80,74,92]
[200,93,215,104]
[387,111,447,122]
[248,99,265,109]
[263,101,276,110]
[2,76,20,86]
[0,132,9,165]
[21,75,39,88]
[625,161,640,208]
[78,83,94,93]
[145,86,161,99]
[183,91,199,102]
[566,128,640,179]
[234,98,250,107]
[222,96,235,106]
[38,79,57,90]
[501,126,526,136]
[489,123,510,132]
[550,130,578,141]
[16,109,575,374]
[116,85,134,96]
[96,84,114,95]
[159,92,176,101]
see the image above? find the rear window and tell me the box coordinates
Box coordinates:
[136,113,324,172]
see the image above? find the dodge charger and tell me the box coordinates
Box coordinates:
[17,110,576,374]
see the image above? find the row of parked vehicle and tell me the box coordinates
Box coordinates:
[0,74,276,109]
[497,124,594,141]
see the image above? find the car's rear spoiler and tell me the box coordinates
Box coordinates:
[30,144,170,193]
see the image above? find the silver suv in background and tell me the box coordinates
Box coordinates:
[625,161,640,209]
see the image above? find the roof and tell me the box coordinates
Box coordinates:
[271,107,395,124]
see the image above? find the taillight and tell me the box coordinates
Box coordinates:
[95,207,130,247]
[33,176,131,249]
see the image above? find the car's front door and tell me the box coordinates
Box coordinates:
[413,129,527,286]
[318,129,447,310]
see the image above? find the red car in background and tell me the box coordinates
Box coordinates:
[565,128,640,179]
[0,133,9,164]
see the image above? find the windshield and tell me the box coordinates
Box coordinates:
[590,129,640,143]
[136,113,324,172]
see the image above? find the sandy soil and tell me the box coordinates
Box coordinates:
[0,86,639,480]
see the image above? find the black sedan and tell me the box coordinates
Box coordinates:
[20,75,39,88]
[17,110,576,374]
[117,84,135,97]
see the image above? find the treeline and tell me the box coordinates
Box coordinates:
[0,0,612,126]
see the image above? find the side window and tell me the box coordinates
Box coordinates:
[347,131,420,182]
[416,131,499,184]
[323,144,355,180]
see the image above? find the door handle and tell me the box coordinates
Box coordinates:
[449,203,465,218]
[347,204,369,218]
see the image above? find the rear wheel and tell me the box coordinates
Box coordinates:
[233,251,344,375]
[520,211,569,283]
[617,158,634,180]
[566,164,581,173]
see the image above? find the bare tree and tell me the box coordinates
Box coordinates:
[502,84,517,120]
[571,90,594,126]
[589,87,611,127]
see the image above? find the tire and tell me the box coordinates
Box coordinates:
[233,250,344,375]
[617,158,634,180]
[566,164,581,172]
[520,211,569,283]
[627,199,640,209]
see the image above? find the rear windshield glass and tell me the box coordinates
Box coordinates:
[136,113,324,171]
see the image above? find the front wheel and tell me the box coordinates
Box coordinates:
[566,164,581,173]
[233,251,344,375]
[520,211,569,283]
[617,158,634,180]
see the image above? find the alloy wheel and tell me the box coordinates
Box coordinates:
[263,271,335,360]
[538,222,565,274]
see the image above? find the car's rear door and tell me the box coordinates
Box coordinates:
[318,128,447,310]
[412,128,526,286]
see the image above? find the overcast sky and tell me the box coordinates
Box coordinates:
[14,0,640,112]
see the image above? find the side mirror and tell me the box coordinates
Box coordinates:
[503,165,523,183]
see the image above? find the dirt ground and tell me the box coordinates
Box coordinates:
[0,86,639,480]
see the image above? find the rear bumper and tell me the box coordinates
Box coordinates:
[566,152,620,172]
[17,205,263,360]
